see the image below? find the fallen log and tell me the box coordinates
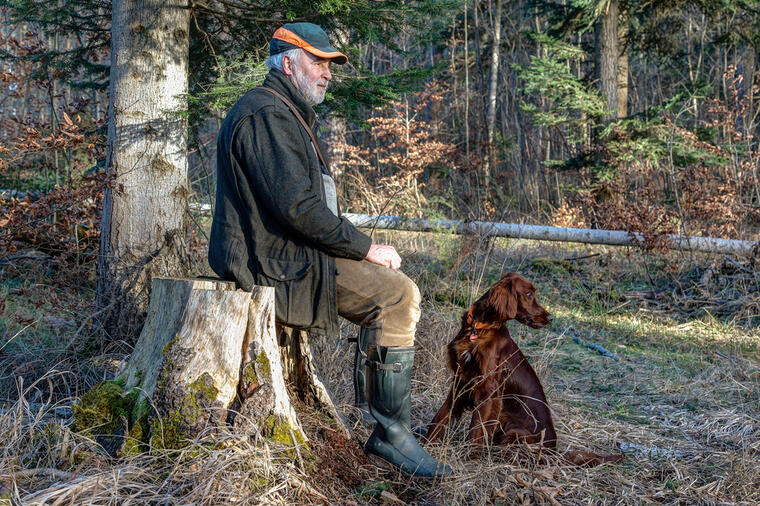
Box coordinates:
[344,213,759,257]
[74,277,346,454]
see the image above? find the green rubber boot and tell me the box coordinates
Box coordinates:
[364,346,453,478]
[352,327,377,427]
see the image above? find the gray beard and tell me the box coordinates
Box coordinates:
[291,67,327,106]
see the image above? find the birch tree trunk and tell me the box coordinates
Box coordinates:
[484,0,503,192]
[96,0,190,337]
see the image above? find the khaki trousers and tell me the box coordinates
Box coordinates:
[335,258,420,347]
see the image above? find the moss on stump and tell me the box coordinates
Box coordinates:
[150,372,220,450]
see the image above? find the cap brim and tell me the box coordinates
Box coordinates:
[303,46,347,64]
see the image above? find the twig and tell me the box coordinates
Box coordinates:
[0,322,35,352]
[725,256,754,275]
[562,252,601,262]
[288,426,305,474]
[567,332,620,361]
[69,298,118,345]
[713,351,738,365]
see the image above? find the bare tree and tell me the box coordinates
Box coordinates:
[96,0,190,338]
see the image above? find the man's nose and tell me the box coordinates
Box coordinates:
[323,66,332,81]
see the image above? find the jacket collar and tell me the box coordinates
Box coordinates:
[261,69,317,128]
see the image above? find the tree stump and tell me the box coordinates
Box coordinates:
[74,276,349,454]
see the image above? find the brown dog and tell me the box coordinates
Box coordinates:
[426,272,622,466]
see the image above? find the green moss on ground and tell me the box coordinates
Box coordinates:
[122,414,149,456]
[263,414,307,457]
[73,380,134,436]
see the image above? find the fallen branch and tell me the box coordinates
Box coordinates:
[567,332,620,361]
[714,351,738,365]
[344,213,760,257]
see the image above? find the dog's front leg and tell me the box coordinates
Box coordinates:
[466,380,502,456]
[425,387,454,443]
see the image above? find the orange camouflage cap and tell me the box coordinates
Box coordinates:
[270,23,348,65]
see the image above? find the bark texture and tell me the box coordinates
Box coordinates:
[97,0,190,337]
[617,12,629,118]
[278,326,353,439]
[595,0,619,120]
[484,0,503,188]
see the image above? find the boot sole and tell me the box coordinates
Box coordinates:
[364,448,452,479]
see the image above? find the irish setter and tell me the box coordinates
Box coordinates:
[425,272,622,466]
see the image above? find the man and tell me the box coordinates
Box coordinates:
[208,23,451,478]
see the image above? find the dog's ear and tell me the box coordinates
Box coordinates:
[486,275,518,321]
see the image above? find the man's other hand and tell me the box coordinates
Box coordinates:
[365,244,402,270]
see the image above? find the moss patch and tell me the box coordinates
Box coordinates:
[242,362,257,385]
[150,372,219,450]
[264,414,306,449]
[122,414,149,456]
[73,380,134,436]
[255,352,271,379]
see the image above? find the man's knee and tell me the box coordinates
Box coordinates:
[375,275,419,348]
[401,277,421,319]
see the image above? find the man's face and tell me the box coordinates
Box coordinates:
[285,50,332,106]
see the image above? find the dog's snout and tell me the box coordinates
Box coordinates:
[546,314,553,323]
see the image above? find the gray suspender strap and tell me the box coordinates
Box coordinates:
[259,86,330,173]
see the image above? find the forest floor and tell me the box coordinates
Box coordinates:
[1,231,758,504]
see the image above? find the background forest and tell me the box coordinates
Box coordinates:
[1,0,759,504]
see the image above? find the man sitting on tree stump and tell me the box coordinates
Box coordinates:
[208,22,452,478]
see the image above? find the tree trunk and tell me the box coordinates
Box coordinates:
[595,0,619,120]
[323,115,347,180]
[75,278,355,454]
[617,12,629,118]
[278,326,353,438]
[96,0,190,339]
[484,0,503,193]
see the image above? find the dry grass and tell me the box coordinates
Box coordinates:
[1,232,759,504]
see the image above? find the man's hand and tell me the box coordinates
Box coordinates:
[365,244,402,270]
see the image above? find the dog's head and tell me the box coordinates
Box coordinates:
[471,272,552,329]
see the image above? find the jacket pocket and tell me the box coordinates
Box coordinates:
[259,257,313,327]
[259,257,312,282]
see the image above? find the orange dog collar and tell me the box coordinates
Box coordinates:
[465,306,487,342]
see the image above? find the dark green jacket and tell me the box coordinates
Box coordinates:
[208,70,372,335]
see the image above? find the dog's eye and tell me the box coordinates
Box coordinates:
[526,292,534,299]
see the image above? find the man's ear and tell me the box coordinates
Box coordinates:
[486,277,517,321]
[282,54,294,77]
